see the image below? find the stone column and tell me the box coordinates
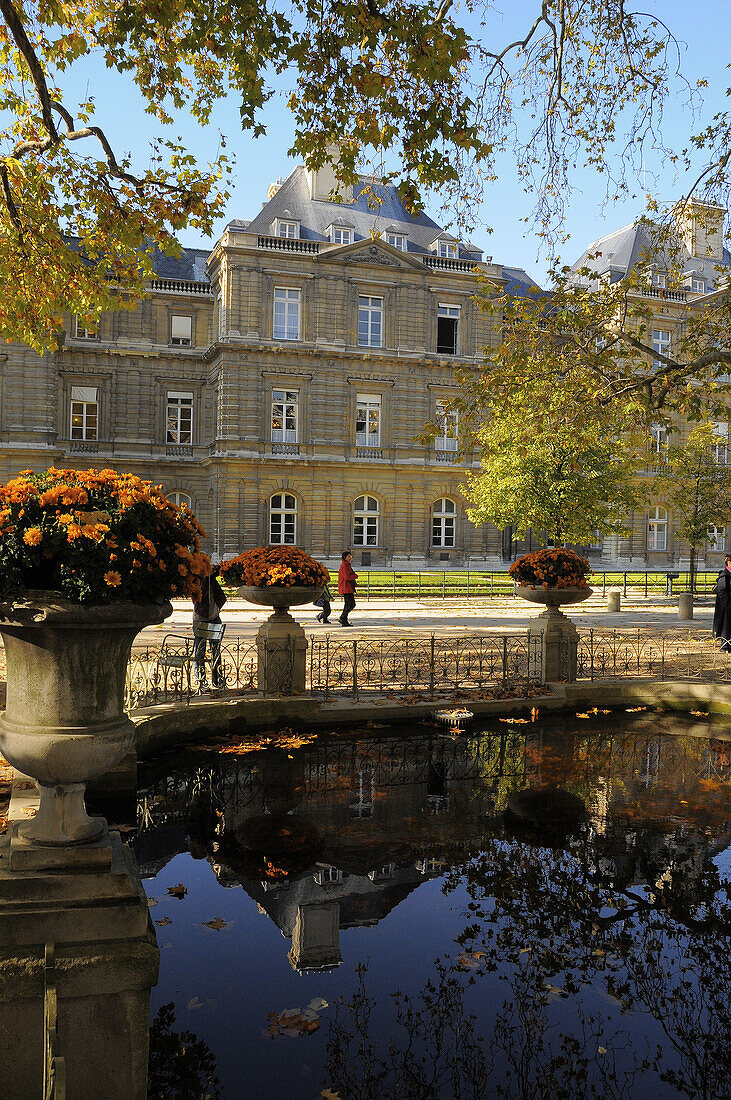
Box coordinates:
[256,613,308,694]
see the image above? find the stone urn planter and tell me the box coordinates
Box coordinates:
[238,585,324,694]
[0,592,170,852]
[514,584,593,614]
[238,584,324,623]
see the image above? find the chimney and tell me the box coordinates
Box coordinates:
[672,199,726,261]
[267,177,284,201]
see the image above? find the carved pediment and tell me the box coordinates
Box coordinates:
[344,244,402,267]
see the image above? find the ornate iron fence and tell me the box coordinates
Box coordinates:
[308,631,541,699]
[576,628,731,682]
[126,637,259,708]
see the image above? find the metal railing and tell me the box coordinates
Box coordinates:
[305,569,724,600]
[44,943,66,1100]
[149,278,212,295]
[576,628,731,682]
[257,235,320,254]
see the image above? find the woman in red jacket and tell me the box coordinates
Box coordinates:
[337,549,358,626]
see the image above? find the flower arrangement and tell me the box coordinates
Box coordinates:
[0,467,211,603]
[509,548,592,590]
[219,545,329,588]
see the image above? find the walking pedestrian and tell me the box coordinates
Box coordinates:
[713,553,731,651]
[192,567,227,688]
[337,550,358,626]
[315,580,333,623]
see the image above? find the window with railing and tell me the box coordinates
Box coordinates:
[271,389,299,443]
[437,240,457,258]
[170,315,192,346]
[358,295,383,347]
[387,233,407,250]
[356,393,381,447]
[711,422,728,465]
[275,219,299,238]
[432,498,456,547]
[437,304,460,355]
[708,525,726,551]
[166,392,193,444]
[270,492,297,544]
[353,495,379,546]
[273,287,301,341]
[70,386,98,440]
[647,506,668,551]
[652,329,671,369]
[435,401,458,451]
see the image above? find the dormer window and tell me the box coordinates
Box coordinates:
[273,214,300,239]
[328,220,353,245]
[432,236,457,259]
[652,271,666,289]
[691,276,705,293]
[385,229,407,251]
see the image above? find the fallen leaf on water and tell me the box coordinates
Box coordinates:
[456,951,487,970]
[155,916,172,927]
[267,1009,319,1038]
[690,711,709,717]
[167,883,188,900]
[187,996,202,1011]
[499,717,529,724]
[147,897,158,908]
[625,706,647,712]
[544,983,567,997]
[202,918,229,931]
[307,997,329,1012]
[321,1091,341,1099]
[575,712,592,719]
[597,1046,607,1055]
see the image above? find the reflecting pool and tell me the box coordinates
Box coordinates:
[129,712,731,1099]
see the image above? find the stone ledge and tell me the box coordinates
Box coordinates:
[132,679,731,758]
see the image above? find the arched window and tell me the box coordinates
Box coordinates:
[708,525,726,552]
[647,506,668,551]
[432,498,456,547]
[169,491,193,510]
[353,495,379,546]
[270,493,297,545]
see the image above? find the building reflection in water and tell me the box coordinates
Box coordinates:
[134,720,731,972]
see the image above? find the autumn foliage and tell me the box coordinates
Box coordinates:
[0,467,210,603]
[509,548,592,590]
[219,546,329,589]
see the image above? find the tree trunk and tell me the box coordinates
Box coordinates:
[689,543,696,598]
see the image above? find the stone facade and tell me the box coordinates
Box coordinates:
[0,170,728,569]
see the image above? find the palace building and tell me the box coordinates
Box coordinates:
[0,161,537,567]
[0,166,727,569]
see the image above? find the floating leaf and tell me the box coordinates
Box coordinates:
[155,916,172,927]
[202,917,229,931]
[167,883,188,900]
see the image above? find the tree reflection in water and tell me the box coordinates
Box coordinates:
[148,1001,223,1100]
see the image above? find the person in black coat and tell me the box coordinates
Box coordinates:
[712,554,731,650]
[192,568,227,687]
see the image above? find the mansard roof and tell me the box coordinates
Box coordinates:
[244,165,484,259]
[149,244,211,282]
[571,219,731,290]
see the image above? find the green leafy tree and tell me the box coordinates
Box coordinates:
[654,422,731,596]
[0,2,728,351]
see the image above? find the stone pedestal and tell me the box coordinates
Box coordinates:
[256,615,308,694]
[678,593,694,620]
[607,589,621,612]
[0,831,159,1099]
[535,608,580,683]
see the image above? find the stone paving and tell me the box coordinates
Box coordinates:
[133,590,716,649]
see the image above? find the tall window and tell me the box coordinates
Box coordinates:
[437,241,457,258]
[358,296,383,347]
[70,386,98,440]
[170,491,193,510]
[437,305,460,355]
[356,393,381,446]
[648,506,668,551]
[432,498,456,547]
[650,423,669,456]
[708,525,726,551]
[332,226,352,245]
[652,329,671,369]
[269,493,297,544]
[271,389,299,443]
[435,401,458,451]
[75,317,97,339]
[273,287,301,341]
[171,315,192,346]
[387,233,407,251]
[712,422,728,465]
[166,392,193,445]
[353,495,379,546]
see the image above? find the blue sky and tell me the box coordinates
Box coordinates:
[61,1,729,281]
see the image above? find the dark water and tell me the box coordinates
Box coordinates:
[131,712,731,1100]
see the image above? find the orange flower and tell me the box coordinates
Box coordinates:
[23,527,42,546]
[104,571,121,587]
